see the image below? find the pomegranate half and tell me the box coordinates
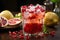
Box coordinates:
[8,18,22,25]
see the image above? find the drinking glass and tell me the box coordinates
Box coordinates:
[21,4,45,40]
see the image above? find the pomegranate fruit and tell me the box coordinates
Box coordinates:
[0,16,8,27]
[8,18,22,25]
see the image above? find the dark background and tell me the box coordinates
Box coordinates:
[0,0,44,12]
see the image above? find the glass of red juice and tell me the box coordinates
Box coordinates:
[21,4,45,39]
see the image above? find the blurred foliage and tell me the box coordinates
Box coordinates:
[51,0,60,3]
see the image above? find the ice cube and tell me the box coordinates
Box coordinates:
[35,4,42,8]
[30,6,35,11]
[28,4,33,9]
[36,9,41,13]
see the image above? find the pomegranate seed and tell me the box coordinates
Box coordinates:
[35,35,40,38]
[50,31,56,37]
[26,35,30,40]
[22,5,27,8]
[9,31,12,36]
[12,32,16,35]
[35,35,41,39]
[40,8,45,12]
[18,30,23,35]
[9,34,12,37]
[19,35,24,39]
[44,34,48,36]
[11,35,17,38]
[38,32,44,37]
[21,5,27,13]
[15,31,18,33]
[9,31,12,34]
[29,11,34,13]
[30,4,33,6]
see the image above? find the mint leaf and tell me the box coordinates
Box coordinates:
[43,25,48,34]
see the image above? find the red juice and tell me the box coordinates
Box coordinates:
[24,23,42,34]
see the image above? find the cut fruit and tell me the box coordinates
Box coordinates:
[0,16,8,27]
[8,18,22,25]
[0,10,14,20]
